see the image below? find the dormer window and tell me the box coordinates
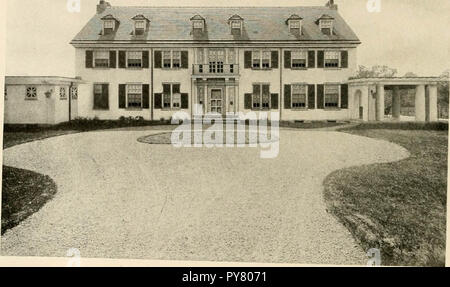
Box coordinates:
[132,15,150,36]
[228,15,243,35]
[101,14,119,35]
[286,15,303,35]
[317,14,334,35]
[190,15,205,33]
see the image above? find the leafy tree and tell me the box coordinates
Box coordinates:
[437,70,449,118]
[355,65,398,78]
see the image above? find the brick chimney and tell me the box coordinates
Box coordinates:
[97,0,111,14]
[326,0,338,10]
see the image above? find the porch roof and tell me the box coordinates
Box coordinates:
[348,76,441,86]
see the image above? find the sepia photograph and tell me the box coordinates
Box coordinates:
[0,0,448,269]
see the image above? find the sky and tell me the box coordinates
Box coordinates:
[4,0,450,77]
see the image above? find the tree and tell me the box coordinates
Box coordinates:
[354,65,398,78]
[403,72,418,77]
[438,70,449,118]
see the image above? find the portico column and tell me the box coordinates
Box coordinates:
[392,86,401,120]
[415,85,426,121]
[376,84,385,121]
[427,85,438,122]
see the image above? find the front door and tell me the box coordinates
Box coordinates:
[210,89,223,114]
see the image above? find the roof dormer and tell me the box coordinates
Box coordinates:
[228,15,243,36]
[286,14,303,35]
[101,14,119,35]
[190,15,205,32]
[132,14,150,36]
[316,14,334,35]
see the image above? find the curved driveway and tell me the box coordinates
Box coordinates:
[1,129,409,265]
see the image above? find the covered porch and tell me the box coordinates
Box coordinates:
[348,77,441,122]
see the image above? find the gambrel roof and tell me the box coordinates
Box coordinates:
[72,6,360,43]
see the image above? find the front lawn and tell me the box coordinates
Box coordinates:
[323,123,448,266]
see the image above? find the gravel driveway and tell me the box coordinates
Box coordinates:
[1,129,409,265]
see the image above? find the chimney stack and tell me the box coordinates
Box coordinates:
[97,0,111,14]
[326,0,338,10]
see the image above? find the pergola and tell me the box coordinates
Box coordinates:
[348,77,441,122]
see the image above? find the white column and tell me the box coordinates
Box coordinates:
[427,85,438,122]
[392,86,401,120]
[376,84,385,121]
[415,85,426,122]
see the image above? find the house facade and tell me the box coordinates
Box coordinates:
[71,1,363,122]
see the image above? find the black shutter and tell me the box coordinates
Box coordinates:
[284,51,291,69]
[244,94,252,109]
[271,51,279,69]
[181,51,189,69]
[308,51,315,68]
[109,51,116,68]
[244,51,252,69]
[119,51,126,68]
[85,51,93,68]
[284,85,291,109]
[143,84,150,109]
[154,51,162,68]
[341,84,348,109]
[341,51,348,68]
[102,84,109,109]
[181,93,189,109]
[119,84,126,108]
[143,51,149,69]
[317,51,324,68]
[308,84,315,109]
[271,94,279,109]
[317,84,324,109]
[154,93,162,109]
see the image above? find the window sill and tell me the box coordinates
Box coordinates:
[162,108,182,111]
[290,67,308,70]
[324,107,341,111]
[291,107,308,111]
[161,67,184,71]
[251,68,272,71]
[93,108,109,111]
[93,67,111,70]
[323,67,342,70]
[126,67,144,70]
[126,108,144,111]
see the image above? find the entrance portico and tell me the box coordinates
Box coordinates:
[348,77,440,122]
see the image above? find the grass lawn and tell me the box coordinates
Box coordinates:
[323,123,448,266]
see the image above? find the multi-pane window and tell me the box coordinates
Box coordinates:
[292,50,307,68]
[252,50,271,69]
[172,51,181,68]
[93,84,108,110]
[127,84,143,108]
[103,20,115,35]
[324,51,340,68]
[290,20,301,32]
[292,85,307,108]
[325,85,339,108]
[94,51,109,68]
[252,84,270,110]
[26,86,37,100]
[231,21,241,29]
[163,83,181,109]
[252,50,261,69]
[71,86,78,100]
[135,20,146,35]
[193,21,204,30]
[127,51,143,68]
[163,51,171,68]
[208,49,224,73]
[262,51,271,69]
[320,20,333,35]
[217,50,224,73]
[60,87,67,100]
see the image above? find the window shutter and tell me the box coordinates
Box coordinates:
[181,93,189,109]
[284,85,291,109]
[317,84,324,109]
[271,93,279,109]
[154,93,162,109]
[85,51,93,68]
[102,84,109,109]
[317,51,324,68]
[308,84,315,109]
[271,51,279,69]
[119,51,126,68]
[284,51,291,69]
[244,51,252,69]
[181,51,189,69]
[143,84,150,109]
[119,84,126,108]
[341,51,348,68]
[154,51,162,68]
[143,51,150,69]
[308,51,315,68]
[341,84,348,109]
[244,93,252,109]
[109,51,116,68]
[173,84,181,94]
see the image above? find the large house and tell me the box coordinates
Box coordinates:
[3,1,440,124]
